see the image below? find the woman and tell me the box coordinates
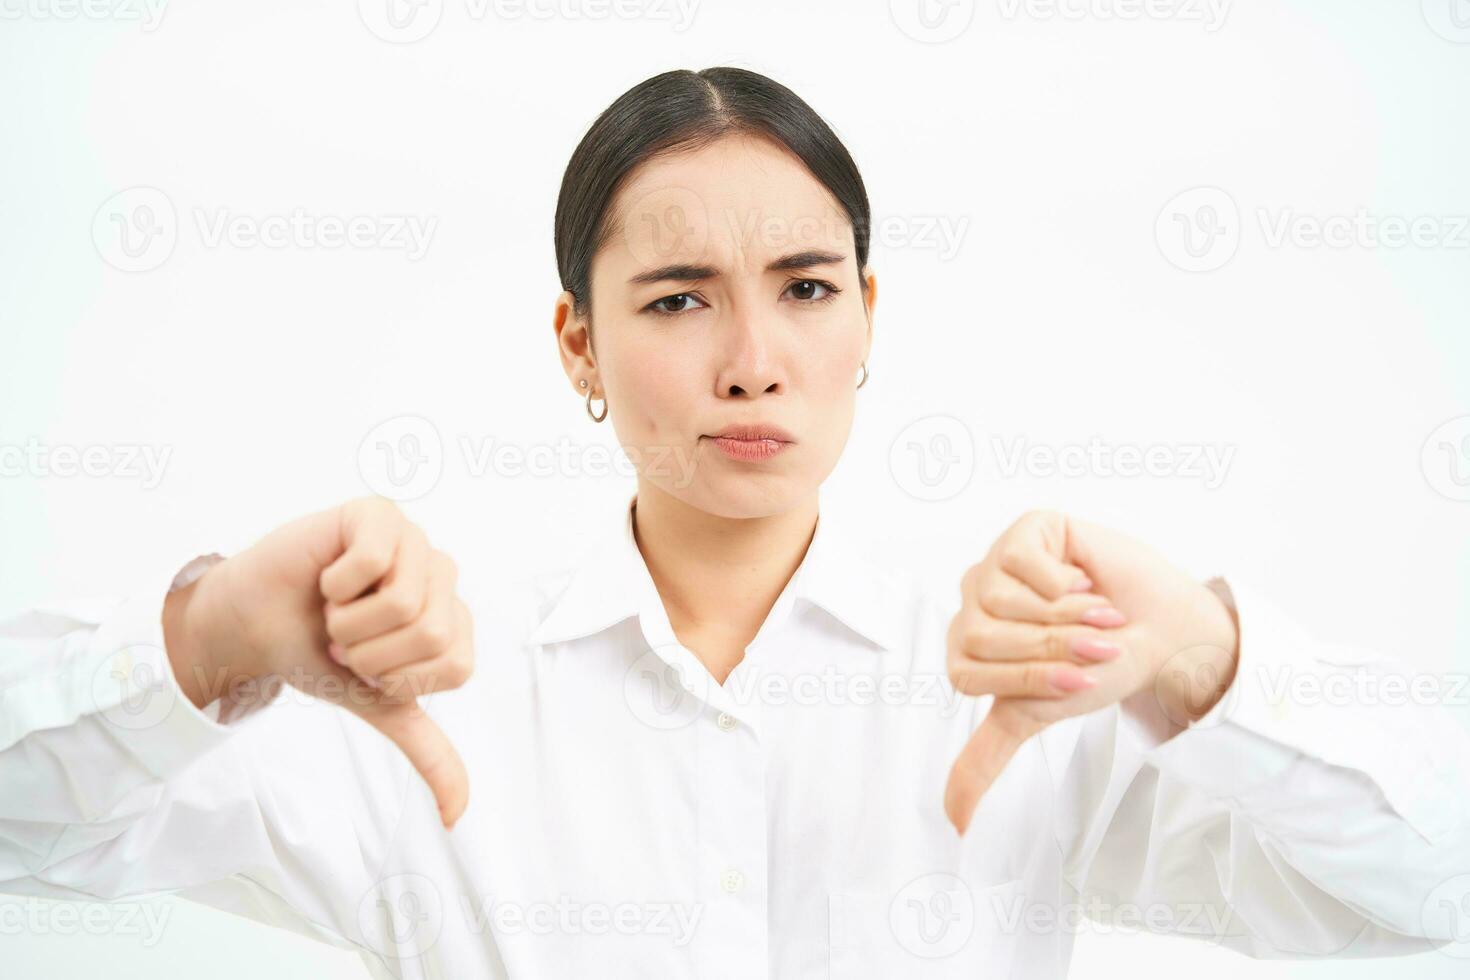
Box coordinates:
[2,67,1466,979]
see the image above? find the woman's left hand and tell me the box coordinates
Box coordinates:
[944,509,1240,834]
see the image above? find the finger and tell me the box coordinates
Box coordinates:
[349,697,469,829]
[375,600,475,697]
[945,709,1029,835]
[320,498,403,604]
[977,570,1124,627]
[950,611,1123,665]
[341,577,456,681]
[324,526,431,647]
[999,545,1092,602]
[948,658,1098,698]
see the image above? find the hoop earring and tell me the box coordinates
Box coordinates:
[581,378,608,423]
[856,361,869,390]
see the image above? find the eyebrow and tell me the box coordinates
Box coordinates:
[627,249,848,286]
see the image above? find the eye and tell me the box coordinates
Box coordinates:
[644,292,709,317]
[784,279,842,304]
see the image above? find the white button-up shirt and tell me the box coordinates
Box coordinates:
[2,492,1468,978]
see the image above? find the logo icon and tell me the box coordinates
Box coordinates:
[619,184,711,271]
[93,187,177,272]
[1155,186,1241,272]
[358,873,444,957]
[1422,874,1470,957]
[91,645,176,731]
[889,0,976,43]
[358,415,444,501]
[1423,0,1470,42]
[1422,415,1470,502]
[623,646,711,730]
[889,415,975,502]
[358,0,444,43]
[891,873,974,958]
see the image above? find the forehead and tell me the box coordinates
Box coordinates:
[602,132,853,277]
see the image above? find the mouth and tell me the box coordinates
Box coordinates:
[704,423,796,443]
[701,424,795,462]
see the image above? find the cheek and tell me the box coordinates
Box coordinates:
[607,341,701,441]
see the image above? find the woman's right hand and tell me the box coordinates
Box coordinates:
[163,495,473,827]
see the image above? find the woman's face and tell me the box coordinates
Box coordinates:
[555,132,876,520]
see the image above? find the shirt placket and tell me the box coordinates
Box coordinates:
[629,560,809,978]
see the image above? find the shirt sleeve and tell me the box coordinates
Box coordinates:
[1061,576,1470,958]
[0,554,416,961]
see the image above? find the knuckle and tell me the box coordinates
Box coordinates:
[995,543,1021,571]
[1042,628,1070,661]
[1020,662,1051,696]
[379,585,421,624]
[967,618,997,656]
[323,604,348,640]
[417,615,454,654]
[446,654,473,688]
[1022,507,1061,526]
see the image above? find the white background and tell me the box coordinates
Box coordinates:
[2,0,1468,976]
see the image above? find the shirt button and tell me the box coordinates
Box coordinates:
[720,869,745,894]
[716,712,737,732]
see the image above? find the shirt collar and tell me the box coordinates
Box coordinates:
[527,491,908,654]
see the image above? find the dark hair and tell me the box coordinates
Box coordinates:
[553,67,872,327]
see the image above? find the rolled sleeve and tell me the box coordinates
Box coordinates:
[1135,576,1466,846]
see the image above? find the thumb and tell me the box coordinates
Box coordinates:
[944,705,1030,835]
[347,695,469,829]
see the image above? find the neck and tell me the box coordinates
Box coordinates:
[631,481,819,683]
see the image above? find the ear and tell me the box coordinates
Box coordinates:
[860,267,877,363]
[553,290,598,394]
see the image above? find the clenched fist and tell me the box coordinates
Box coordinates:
[944,509,1239,835]
[162,496,474,828]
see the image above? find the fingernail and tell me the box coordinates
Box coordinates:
[327,642,346,664]
[1050,666,1099,692]
[1070,637,1122,662]
[1080,606,1127,628]
[1067,576,1094,593]
[361,674,381,690]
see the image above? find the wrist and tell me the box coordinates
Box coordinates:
[1152,579,1240,726]
[162,557,255,709]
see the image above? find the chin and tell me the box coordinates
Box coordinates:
[671,475,812,521]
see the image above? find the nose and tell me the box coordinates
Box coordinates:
[714,306,787,399]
